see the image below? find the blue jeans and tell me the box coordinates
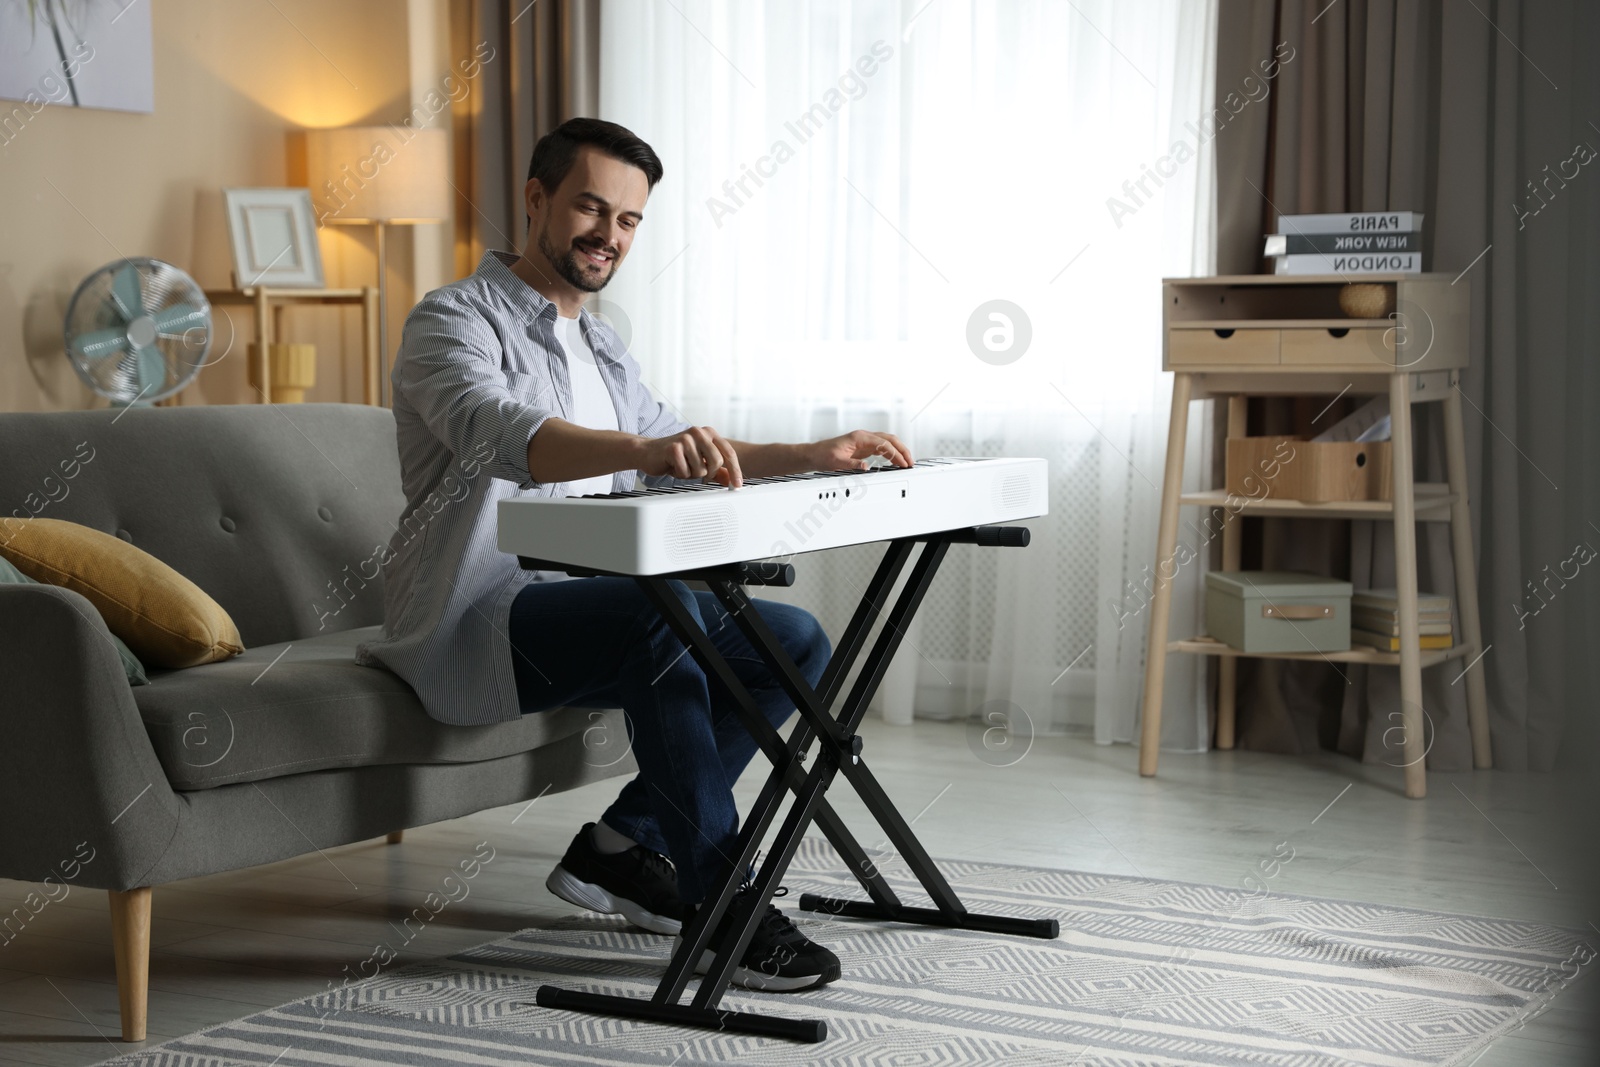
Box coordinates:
[508,577,830,903]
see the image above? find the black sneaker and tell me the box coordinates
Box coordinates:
[545,823,692,935]
[677,886,841,993]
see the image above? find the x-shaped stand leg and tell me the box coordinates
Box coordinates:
[533,529,1057,1043]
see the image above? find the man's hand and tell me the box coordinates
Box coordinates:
[640,425,744,487]
[809,430,914,472]
[650,429,911,487]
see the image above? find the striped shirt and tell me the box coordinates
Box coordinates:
[354,249,690,726]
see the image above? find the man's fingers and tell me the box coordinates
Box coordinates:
[668,440,695,478]
[698,428,725,481]
[873,432,911,467]
[857,430,912,468]
[881,432,914,466]
[691,426,742,487]
[687,426,722,481]
[691,439,716,478]
[674,436,705,478]
[653,426,738,480]
[711,431,742,488]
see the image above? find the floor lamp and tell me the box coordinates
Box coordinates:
[306,126,450,408]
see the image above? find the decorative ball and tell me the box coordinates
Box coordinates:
[1339,283,1396,319]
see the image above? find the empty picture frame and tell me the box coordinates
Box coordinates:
[223,188,325,288]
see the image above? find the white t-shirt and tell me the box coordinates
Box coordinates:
[554,313,620,498]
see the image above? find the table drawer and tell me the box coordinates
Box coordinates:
[1280,326,1394,366]
[1167,328,1279,366]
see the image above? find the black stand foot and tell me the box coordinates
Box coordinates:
[798,894,1061,939]
[533,985,827,1043]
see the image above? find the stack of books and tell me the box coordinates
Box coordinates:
[1264,211,1424,275]
[1351,589,1454,651]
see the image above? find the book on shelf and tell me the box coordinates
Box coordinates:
[1353,605,1451,624]
[1351,629,1455,652]
[1275,211,1426,233]
[1264,232,1422,256]
[1265,211,1426,275]
[1351,612,1454,637]
[1353,588,1452,612]
[1273,251,1422,274]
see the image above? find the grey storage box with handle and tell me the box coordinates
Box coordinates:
[1204,570,1352,653]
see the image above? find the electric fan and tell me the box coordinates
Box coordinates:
[64,258,213,405]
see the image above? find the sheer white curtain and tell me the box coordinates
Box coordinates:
[598,0,1217,751]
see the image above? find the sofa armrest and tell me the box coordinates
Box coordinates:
[0,584,181,891]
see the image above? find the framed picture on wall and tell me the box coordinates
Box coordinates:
[222,188,325,289]
[0,0,154,113]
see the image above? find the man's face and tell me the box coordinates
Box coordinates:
[527,146,649,293]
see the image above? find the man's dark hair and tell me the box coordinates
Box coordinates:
[526,117,664,195]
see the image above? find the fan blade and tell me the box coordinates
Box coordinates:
[109,262,145,322]
[70,325,131,361]
[151,302,207,335]
[151,302,207,333]
[133,343,167,396]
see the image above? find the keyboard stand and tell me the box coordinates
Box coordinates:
[517,526,1059,1043]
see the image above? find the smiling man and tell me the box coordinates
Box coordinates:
[356,118,910,993]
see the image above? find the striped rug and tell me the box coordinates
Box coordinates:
[97,839,1591,1066]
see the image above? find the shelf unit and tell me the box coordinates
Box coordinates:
[1141,273,1491,799]
[201,286,382,406]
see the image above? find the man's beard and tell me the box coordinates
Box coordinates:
[537,225,617,292]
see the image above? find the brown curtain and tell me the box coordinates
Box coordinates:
[449,0,600,278]
[1213,0,1600,772]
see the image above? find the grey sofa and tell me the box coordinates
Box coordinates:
[0,403,631,1041]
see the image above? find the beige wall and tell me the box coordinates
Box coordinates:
[0,0,455,413]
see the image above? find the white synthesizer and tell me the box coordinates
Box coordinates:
[497,457,1049,575]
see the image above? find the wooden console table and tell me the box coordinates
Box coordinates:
[201,286,382,406]
[1140,273,1491,799]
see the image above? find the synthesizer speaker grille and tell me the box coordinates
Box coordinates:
[998,472,1033,510]
[667,504,738,563]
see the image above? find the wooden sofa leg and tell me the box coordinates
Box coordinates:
[109,887,152,1042]
[386,830,405,844]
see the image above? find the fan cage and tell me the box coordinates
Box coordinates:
[64,257,213,405]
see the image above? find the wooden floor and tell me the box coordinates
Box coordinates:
[1,719,1596,1066]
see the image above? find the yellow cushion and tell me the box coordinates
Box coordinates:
[0,518,244,668]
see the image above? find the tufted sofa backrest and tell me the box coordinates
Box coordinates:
[0,404,408,648]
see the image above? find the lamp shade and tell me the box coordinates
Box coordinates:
[304,125,450,225]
